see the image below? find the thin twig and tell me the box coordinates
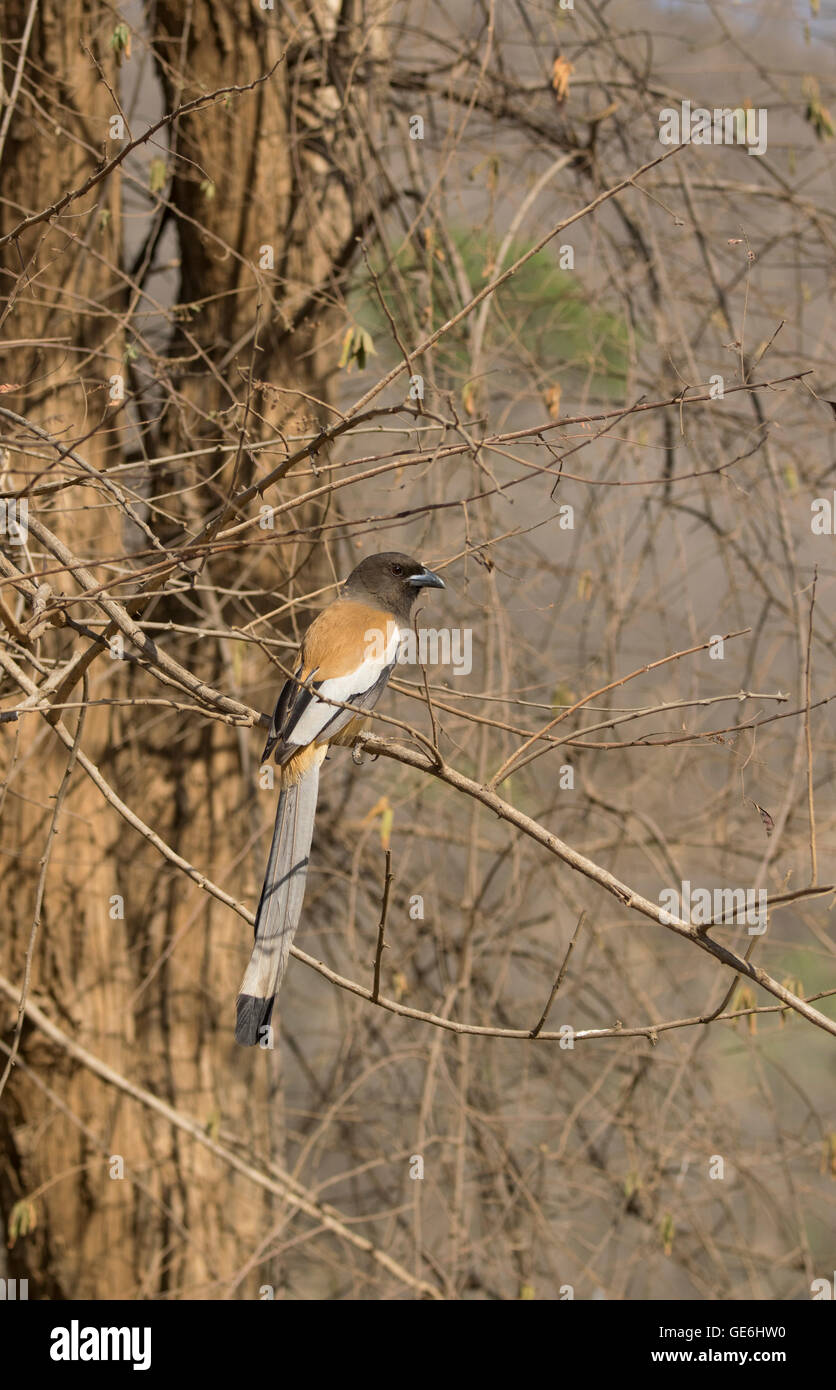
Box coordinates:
[530,911,586,1038]
[0,674,87,1100]
[0,61,285,247]
[372,850,393,1003]
[804,567,818,884]
[0,980,442,1300]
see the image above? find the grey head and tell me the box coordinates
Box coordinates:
[342,552,445,623]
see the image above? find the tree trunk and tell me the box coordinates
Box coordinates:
[1,0,362,1297]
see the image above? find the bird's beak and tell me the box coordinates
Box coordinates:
[408,565,445,590]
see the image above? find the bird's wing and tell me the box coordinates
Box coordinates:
[263,601,400,763]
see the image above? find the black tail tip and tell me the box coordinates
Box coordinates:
[235,994,276,1047]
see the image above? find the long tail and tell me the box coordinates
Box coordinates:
[235,763,321,1046]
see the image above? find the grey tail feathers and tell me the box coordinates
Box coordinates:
[235,764,320,1046]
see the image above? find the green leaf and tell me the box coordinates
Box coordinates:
[149,158,167,194]
[348,227,631,400]
[802,75,834,140]
[660,1211,675,1256]
[8,1198,37,1247]
[109,23,132,65]
[551,683,574,713]
[338,324,377,373]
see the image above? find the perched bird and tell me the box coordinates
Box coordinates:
[235,552,445,1046]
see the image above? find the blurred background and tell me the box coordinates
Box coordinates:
[1,0,835,1299]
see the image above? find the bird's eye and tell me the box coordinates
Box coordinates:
[391,563,404,576]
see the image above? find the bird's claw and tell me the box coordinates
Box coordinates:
[352,736,378,766]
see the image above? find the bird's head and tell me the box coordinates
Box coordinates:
[343,552,445,618]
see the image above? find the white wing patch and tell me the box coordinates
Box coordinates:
[288,624,401,746]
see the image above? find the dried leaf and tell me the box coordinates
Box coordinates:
[551,54,574,105]
[749,799,775,837]
[732,984,756,1027]
[362,795,393,849]
[544,384,562,420]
